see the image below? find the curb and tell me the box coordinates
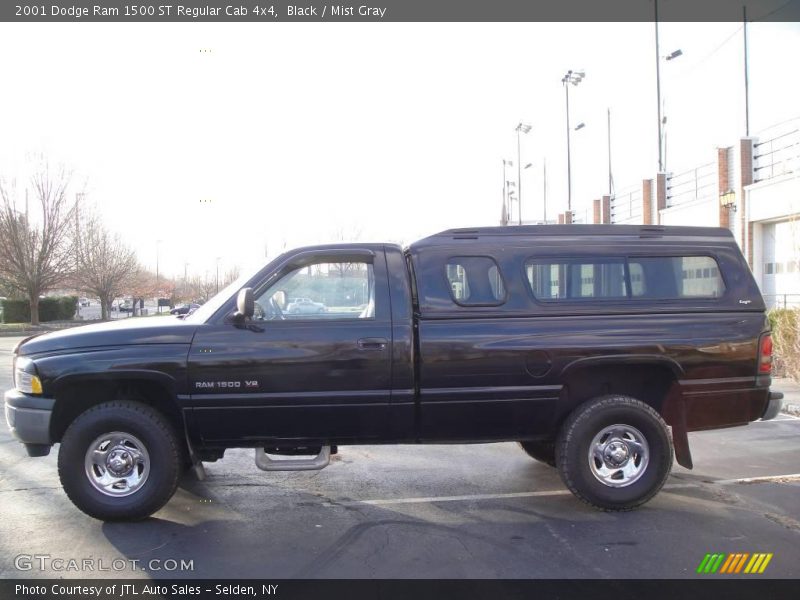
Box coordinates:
[0,321,100,337]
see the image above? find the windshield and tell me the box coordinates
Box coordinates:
[183,262,266,323]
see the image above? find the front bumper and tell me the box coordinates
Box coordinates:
[761,390,784,421]
[4,389,55,456]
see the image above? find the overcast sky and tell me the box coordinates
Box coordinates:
[1,21,798,279]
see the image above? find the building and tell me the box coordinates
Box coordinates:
[531,119,800,308]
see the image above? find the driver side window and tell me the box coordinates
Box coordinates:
[254,261,375,320]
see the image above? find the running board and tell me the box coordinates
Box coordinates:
[255,446,331,471]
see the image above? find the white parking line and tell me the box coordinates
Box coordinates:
[324,483,698,507]
[714,473,800,485]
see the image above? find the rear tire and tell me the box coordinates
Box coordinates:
[556,395,673,511]
[58,401,181,521]
[518,441,556,467]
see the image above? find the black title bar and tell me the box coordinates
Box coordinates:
[2,579,800,600]
[3,0,800,22]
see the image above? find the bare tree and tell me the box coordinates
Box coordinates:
[186,274,217,303]
[0,166,77,325]
[222,265,241,287]
[73,212,138,320]
[127,269,175,316]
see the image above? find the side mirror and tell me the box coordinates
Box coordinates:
[236,288,254,318]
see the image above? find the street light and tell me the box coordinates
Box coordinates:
[562,69,585,214]
[666,49,683,61]
[215,257,222,294]
[515,122,532,225]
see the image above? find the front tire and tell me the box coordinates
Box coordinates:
[556,395,673,511]
[58,401,181,521]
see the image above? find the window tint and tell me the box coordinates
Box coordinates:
[525,260,627,300]
[445,257,505,305]
[254,262,375,320]
[629,256,724,299]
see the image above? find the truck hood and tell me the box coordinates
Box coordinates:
[17,318,198,356]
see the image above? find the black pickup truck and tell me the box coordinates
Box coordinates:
[4,225,783,521]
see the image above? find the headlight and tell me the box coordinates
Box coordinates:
[14,357,42,395]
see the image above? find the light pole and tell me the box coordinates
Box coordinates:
[743,6,750,136]
[655,0,683,172]
[515,122,532,225]
[215,257,221,294]
[659,48,683,172]
[502,159,513,225]
[562,69,585,214]
[155,239,162,313]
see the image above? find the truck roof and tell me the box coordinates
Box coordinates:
[410,225,735,249]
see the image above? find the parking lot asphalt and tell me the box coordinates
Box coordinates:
[0,335,798,580]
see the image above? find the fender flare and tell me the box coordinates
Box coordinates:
[559,354,685,379]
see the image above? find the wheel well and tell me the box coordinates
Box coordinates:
[556,363,676,427]
[50,379,185,444]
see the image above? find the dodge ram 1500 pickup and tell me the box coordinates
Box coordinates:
[4,225,783,520]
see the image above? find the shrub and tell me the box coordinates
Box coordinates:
[0,296,78,323]
[0,299,29,323]
[769,308,800,382]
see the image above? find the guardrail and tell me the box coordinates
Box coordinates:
[570,207,591,224]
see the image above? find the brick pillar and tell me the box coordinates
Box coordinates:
[558,213,565,224]
[593,199,601,224]
[739,138,755,266]
[717,147,731,229]
[642,179,653,225]
[655,173,667,224]
[602,195,611,224]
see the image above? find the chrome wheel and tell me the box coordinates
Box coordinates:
[84,432,150,497]
[588,424,649,488]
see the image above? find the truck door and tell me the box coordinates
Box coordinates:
[187,248,393,443]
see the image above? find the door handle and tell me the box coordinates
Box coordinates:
[357,337,388,351]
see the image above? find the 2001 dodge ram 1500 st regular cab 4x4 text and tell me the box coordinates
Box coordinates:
[4,225,783,520]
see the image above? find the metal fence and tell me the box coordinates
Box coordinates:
[754,120,800,183]
[666,161,717,207]
[570,206,591,224]
[610,185,642,224]
[763,294,800,310]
